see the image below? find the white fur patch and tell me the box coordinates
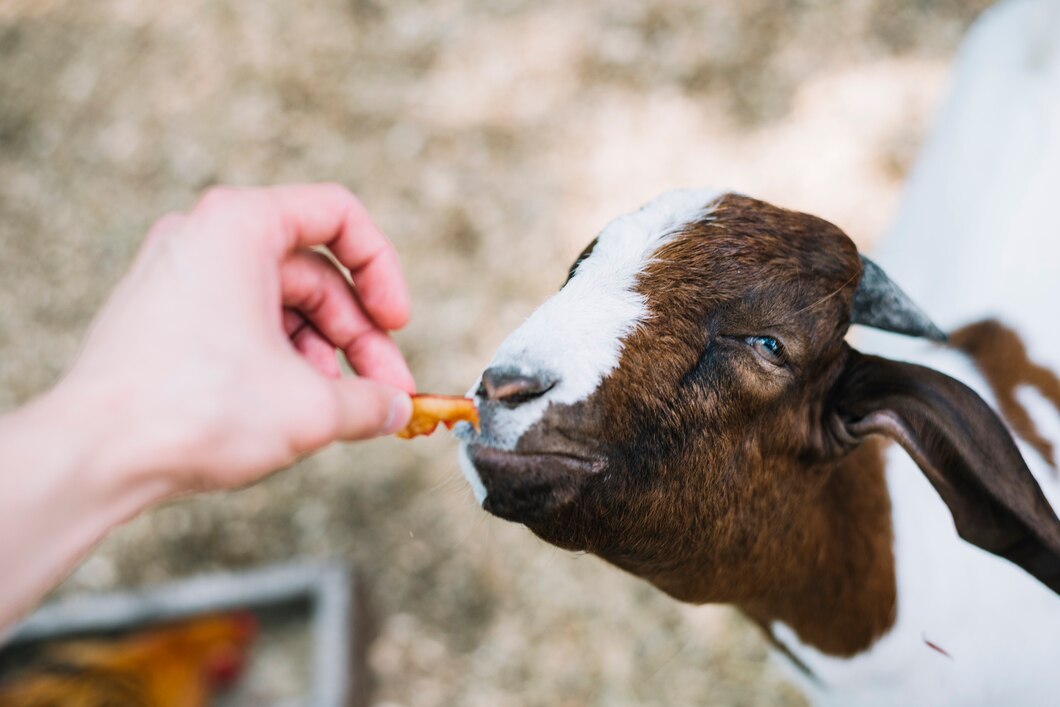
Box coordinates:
[457,444,488,504]
[456,188,725,497]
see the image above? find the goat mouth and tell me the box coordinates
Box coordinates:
[466,445,604,523]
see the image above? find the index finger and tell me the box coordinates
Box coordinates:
[267,183,410,331]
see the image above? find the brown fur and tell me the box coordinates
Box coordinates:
[951,319,1060,470]
[518,196,897,655]
[475,193,1060,659]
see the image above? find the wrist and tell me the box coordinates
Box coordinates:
[0,381,174,626]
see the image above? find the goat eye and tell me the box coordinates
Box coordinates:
[746,335,786,365]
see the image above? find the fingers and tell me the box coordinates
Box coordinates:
[187,183,409,331]
[291,323,342,379]
[273,366,412,460]
[280,251,415,393]
[266,184,410,331]
[341,329,416,395]
[188,183,410,328]
[179,183,417,395]
[329,377,413,441]
[285,308,351,380]
[282,308,309,337]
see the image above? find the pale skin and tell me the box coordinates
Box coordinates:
[0,184,416,629]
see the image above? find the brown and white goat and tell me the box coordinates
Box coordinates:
[455,2,1060,701]
[455,186,1060,704]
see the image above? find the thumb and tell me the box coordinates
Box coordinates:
[330,377,413,441]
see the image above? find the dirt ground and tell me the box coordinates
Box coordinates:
[0,1,991,704]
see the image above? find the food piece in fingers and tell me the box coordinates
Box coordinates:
[396,394,479,439]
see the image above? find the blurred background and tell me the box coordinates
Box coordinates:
[0,0,993,704]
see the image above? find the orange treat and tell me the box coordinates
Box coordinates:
[396,394,479,439]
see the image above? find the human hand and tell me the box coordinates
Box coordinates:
[55,184,415,496]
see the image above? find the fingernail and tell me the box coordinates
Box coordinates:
[384,393,413,434]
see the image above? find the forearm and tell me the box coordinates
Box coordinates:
[0,382,171,630]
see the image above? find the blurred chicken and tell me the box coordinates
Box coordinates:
[0,612,257,707]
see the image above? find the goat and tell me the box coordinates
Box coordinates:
[455,2,1060,703]
[454,187,1060,704]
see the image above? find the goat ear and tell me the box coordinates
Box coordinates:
[831,348,1060,594]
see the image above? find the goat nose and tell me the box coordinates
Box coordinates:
[478,367,555,405]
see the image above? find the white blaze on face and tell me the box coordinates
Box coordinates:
[458,188,725,503]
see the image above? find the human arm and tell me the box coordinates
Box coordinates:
[0,184,414,628]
